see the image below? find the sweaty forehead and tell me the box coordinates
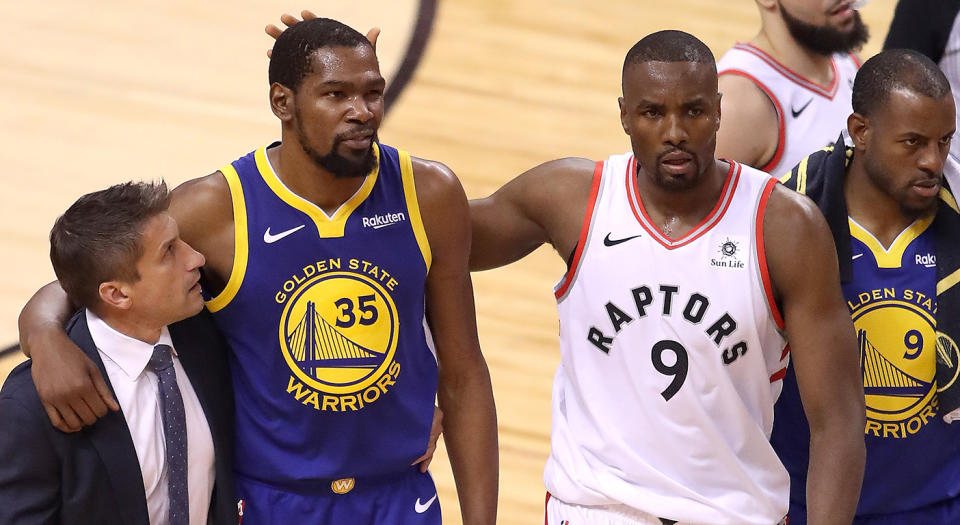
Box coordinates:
[874,88,957,134]
[622,60,717,102]
[306,45,382,83]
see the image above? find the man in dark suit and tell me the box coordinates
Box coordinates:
[0,181,236,524]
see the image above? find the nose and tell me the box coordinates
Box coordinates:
[917,142,946,176]
[663,113,688,146]
[347,94,375,123]
[182,239,206,270]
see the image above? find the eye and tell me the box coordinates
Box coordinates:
[642,108,661,118]
[688,107,703,117]
[940,135,953,145]
[326,91,345,98]
[903,137,919,147]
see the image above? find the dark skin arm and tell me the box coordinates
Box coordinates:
[415,157,498,524]
[16,173,231,433]
[764,185,865,525]
[469,157,594,271]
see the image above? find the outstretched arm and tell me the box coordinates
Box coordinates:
[415,158,498,525]
[765,185,865,525]
[18,282,118,432]
[469,157,594,271]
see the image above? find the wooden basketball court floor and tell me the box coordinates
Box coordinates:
[0,1,895,522]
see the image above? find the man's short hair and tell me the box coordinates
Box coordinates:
[49,181,170,312]
[623,30,716,74]
[268,17,373,92]
[852,48,952,118]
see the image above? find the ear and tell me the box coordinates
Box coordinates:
[270,83,296,123]
[847,112,869,149]
[619,96,630,135]
[98,281,133,311]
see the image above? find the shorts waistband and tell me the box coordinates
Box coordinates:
[234,467,422,496]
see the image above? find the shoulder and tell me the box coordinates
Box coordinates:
[170,172,232,215]
[0,361,44,423]
[169,172,234,247]
[513,157,597,197]
[409,157,464,204]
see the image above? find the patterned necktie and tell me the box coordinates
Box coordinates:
[150,344,189,525]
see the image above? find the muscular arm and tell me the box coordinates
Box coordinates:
[469,157,594,271]
[764,185,865,525]
[16,172,232,432]
[716,74,780,169]
[414,158,498,525]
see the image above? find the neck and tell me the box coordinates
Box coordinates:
[845,154,927,248]
[96,310,164,345]
[270,135,367,216]
[635,158,729,234]
[753,16,836,85]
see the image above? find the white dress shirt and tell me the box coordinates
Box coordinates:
[86,310,215,525]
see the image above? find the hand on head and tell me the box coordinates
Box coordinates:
[265,10,380,58]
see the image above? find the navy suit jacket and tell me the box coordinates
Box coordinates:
[0,310,237,524]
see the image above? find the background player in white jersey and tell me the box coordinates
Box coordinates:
[470,30,865,525]
[716,0,868,176]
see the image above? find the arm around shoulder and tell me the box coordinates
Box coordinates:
[764,185,865,525]
[469,157,595,270]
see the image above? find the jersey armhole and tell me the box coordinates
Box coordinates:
[205,165,249,313]
[754,177,786,330]
[554,161,604,301]
[719,70,786,173]
[399,150,432,272]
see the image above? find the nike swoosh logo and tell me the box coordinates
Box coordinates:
[414,493,438,514]
[791,98,813,118]
[603,233,641,247]
[264,225,305,244]
[852,253,864,260]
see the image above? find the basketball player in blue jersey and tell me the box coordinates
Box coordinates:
[776,49,960,524]
[17,17,498,525]
[467,31,865,525]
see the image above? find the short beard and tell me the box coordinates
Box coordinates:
[294,110,379,179]
[863,152,939,218]
[780,2,869,56]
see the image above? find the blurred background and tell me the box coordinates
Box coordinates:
[0,1,896,522]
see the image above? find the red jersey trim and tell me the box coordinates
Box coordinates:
[719,69,786,173]
[849,52,862,68]
[544,492,551,525]
[627,159,741,250]
[755,177,786,329]
[770,366,788,383]
[733,43,839,99]
[554,161,604,300]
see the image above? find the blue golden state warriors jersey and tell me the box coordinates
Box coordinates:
[772,216,960,522]
[206,142,438,488]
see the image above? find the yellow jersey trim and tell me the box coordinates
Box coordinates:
[399,151,432,271]
[939,267,960,295]
[254,144,380,238]
[848,216,934,269]
[205,165,249,313]
[940,187,959,214]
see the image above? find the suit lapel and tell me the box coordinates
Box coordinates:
[71,312,151,525]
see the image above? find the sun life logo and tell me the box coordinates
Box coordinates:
[711,237,745,269]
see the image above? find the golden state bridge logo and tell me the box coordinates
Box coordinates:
[276,259,401,412]
[848,288,938,438]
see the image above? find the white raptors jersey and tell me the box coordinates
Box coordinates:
[718,43,859,177]
[545,154,789,525]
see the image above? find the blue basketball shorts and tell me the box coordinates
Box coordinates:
[235,468,441,525]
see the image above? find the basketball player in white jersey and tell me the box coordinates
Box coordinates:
[716,0,868,176]
[470,30,865,525]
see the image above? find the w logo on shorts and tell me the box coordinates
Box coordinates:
[331,478,355,494]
